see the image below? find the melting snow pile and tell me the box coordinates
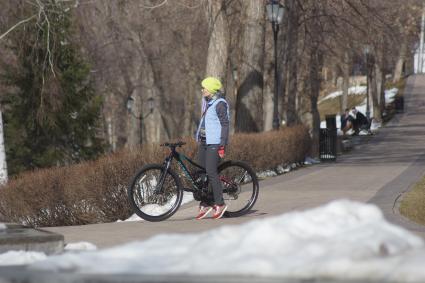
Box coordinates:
[319,86,367,102]
[64,242,97,251]
[22,200,425,282]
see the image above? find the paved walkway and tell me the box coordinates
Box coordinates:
[45,75,425,248]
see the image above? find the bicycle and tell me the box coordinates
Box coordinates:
[127,141,259,222]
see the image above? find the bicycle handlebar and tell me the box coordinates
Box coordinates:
[160,141,186,148]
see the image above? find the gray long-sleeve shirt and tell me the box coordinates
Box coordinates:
[216,101,229,146]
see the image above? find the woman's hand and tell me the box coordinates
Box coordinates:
[218,146,225,158]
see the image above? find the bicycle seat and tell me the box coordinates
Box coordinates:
[160,141,186,147]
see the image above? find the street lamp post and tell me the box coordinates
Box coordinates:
[126,96,155,143]
[266,0,285,130]
[363,46,371,120]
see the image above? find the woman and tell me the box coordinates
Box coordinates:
[195,77,229,220]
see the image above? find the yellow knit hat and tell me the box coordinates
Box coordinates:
[201,77,222,94]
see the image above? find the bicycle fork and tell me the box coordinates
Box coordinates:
[155,156,172,194]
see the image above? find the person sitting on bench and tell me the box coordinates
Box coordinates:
[351,107,371,135]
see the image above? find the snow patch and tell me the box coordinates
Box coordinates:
[0,223,6,229]
[319,86,366,102]
[385,88,399,103]
[28,200,425,282]
[275,165,286,174]
[371,119,382,131]
[257,170,277,179]
[121,192,194,222]
[65,242,97,251]
[305,157,320,165]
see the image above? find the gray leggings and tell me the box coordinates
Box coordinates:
[197,144,224,206]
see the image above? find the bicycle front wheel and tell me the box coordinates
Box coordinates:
[218,160,259,218]
[128,164,183,222]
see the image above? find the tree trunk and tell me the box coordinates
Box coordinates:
[372,62,382,122]
[181,26,198,139]
[0,110,8,185]
[308,4,323,158]
[279,10,289,126]
[205,0,229,80]
[182,70,198,139]
[332,63,339,87]
[380,73,386,115]
[286,0,299,126]
[235,0,265,132]
[263,23,274,131]
[374,62,385,121]
[393,40,407,83]
[310,77,322,158]
[365,53,374,120]
[378,41,387,115]
[341,52,350,113]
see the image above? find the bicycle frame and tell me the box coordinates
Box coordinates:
[161,146,205,192]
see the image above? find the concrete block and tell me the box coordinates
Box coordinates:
[0,223,64,255]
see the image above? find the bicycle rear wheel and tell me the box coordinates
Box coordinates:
[128,164,183,222]
[218,160,259,217]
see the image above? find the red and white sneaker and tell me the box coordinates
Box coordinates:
[195,206,212,220]
[212,204,228,219]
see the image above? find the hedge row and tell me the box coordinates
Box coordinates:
[0,125,311,227]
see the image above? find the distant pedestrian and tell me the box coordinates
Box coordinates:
[195,77,229,220]
[351,107,370,134]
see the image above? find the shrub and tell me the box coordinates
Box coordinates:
[0,125,310,227]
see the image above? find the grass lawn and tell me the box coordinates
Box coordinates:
[400,174,425,226]
[318,94,366,120]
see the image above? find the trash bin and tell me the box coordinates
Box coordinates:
[325,114,337,130]
[394,96,404,113]
[320,115,337,161]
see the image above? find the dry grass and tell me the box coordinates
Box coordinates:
[0,125,310,227]
[399,174,425,226]
[318,95,366,121]
[385,79,406,92]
